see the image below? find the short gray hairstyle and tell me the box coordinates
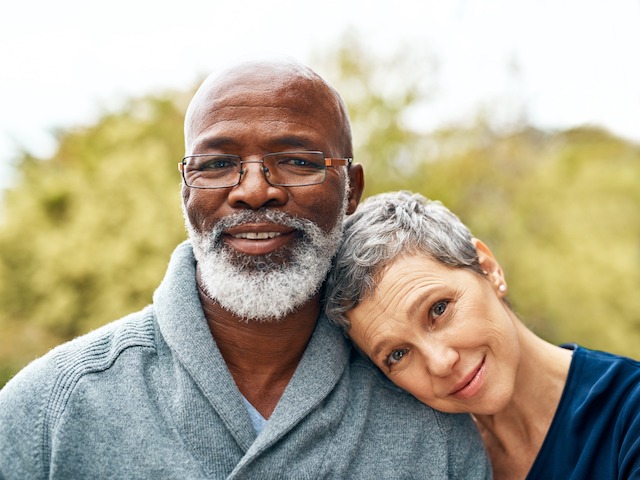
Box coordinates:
[324,190,485,331]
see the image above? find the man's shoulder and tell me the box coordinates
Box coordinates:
[347,348,470,428]
[0,305,160,475]
[1,306,157,402]
[348,349,403,391]
[52,305,158,372]
[337,348,490,477]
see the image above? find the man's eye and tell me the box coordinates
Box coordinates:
[386,348,408,367]
[200,159,237,170]
[288,157,311,166]
[430,300,449,320]
[278,156,323,169]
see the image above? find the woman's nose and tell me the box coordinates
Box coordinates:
[421,343,459,378]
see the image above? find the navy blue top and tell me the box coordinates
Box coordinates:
[527,345,640,479]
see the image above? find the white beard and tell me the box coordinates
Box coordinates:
[185,196,348,322]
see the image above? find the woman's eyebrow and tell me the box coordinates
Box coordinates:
[398,284,437,321]
[371,339,391,362]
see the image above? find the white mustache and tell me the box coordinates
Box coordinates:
[209,210,319,247]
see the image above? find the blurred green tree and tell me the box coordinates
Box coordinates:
[312,33,439,196]
[410,124,640,355]
[0,93,190,384]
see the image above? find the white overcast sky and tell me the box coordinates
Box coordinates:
[1,0,639,190]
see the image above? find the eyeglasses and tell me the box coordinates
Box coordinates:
[179,151,352,189]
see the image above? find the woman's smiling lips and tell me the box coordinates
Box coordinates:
[223,223,296,255]
[450,357,486,400]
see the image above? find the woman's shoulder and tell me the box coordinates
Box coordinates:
[563,344,640,404]
[569,344,640,379]
[527,344,640,479]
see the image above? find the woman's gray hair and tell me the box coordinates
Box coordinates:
[325,190,485,332]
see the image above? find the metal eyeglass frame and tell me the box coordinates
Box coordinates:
[178,151,353,188]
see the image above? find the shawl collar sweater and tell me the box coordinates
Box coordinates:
[0,241,491,479]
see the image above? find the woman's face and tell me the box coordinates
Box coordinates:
[346,251,520,415]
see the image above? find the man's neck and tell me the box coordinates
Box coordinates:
[198,283,320,419]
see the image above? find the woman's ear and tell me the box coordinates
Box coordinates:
[472,238,507,295]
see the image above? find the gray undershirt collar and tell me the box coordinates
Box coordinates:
[241,395,268,434]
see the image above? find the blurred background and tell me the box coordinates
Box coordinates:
[1,0,639,387]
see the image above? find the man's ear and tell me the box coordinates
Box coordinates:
[346,164,364,215]
[472,238,507,293]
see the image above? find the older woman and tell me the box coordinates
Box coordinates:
[325,190,640,480]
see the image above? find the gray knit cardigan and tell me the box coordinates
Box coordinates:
[0,241,491,479]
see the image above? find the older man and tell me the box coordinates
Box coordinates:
[0,61,490,478]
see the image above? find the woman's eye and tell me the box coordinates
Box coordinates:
[430,300,449,320]
[386,348,408,367]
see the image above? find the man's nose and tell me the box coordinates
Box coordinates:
[227,160,288,210]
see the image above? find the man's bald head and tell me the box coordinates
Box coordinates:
[184,61,353,158]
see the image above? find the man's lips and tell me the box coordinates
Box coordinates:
[223,223,296,255]
[449,357,486,400]
[230,231,282,240]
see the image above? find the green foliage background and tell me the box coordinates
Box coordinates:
[1,41,639,387]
